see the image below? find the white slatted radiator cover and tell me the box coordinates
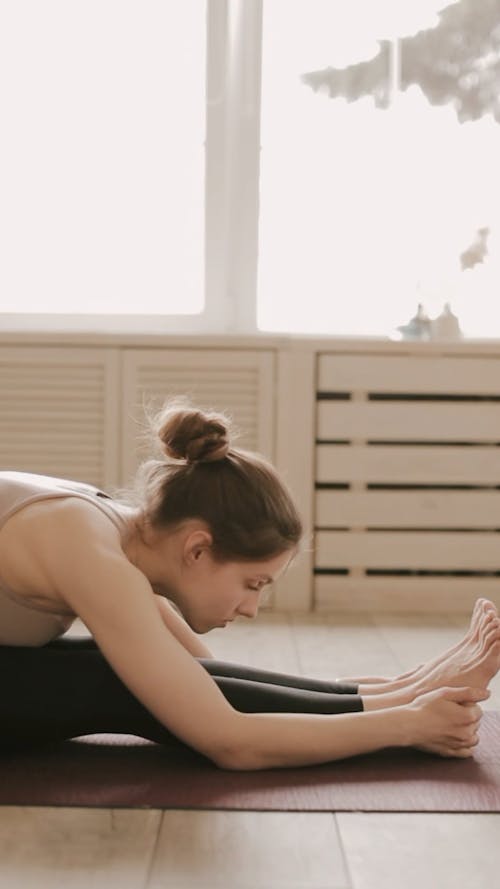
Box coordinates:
[0,347,120,489]
[315,353,500,612]
[121,349,275,483]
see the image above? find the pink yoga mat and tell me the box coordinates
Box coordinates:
[1,712,499,812]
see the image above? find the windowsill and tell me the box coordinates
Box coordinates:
[1,327,500,354]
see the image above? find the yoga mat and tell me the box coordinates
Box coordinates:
[1,712,499,813]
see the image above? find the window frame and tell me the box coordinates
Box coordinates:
[0,0,264,335]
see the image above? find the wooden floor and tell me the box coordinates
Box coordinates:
[1,610,499,889]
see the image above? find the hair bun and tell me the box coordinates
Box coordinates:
[156,404,231,464]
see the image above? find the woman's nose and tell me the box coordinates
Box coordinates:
[237,592,260,619]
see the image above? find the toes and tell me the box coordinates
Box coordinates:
[478,611,495,634]
[471,599,485,624]
[477,618,500,653]
[484,619,500,644]
[475,599,498,621]
[470,600,495,639]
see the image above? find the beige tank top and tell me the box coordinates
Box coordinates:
[0,471,129,647]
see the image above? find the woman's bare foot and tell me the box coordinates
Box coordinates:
[406,598,497,671]
[417,621,500,693]
[400,604,498,686]
[362,625,500,712]
[354,599,498,695]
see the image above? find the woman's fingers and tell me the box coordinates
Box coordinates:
[446,729,480,748]
[410,684,488,755]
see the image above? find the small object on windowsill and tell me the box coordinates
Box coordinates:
[430,303,463,341]
[396,303,432,341]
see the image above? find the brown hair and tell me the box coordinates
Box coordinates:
[128,400,303,561]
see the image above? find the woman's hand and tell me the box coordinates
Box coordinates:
[406,685,489,758]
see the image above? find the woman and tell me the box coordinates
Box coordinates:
[0,401,498,768]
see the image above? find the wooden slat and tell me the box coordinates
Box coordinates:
[314,575,500,613]
[273,348,316,612]
[316,490,500,529]
[315,530,500,570]
[0,346,120,488]
[317,402,500,442]
[0,807,161,889]
[149,811,348,889]
[121,348,275,483]
[316,444,500,484]
[336,813,500,889]
[318,354,500,394]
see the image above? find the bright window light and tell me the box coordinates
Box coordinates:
[0,1,206,316]
[258,0,500,338]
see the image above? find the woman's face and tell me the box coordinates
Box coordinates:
[173,547,293,634]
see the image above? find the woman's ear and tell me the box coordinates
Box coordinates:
[183,527,213,565]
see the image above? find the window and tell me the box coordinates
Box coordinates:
[0,1,206,330]
[2,1,500,337]
[257,0,500,338]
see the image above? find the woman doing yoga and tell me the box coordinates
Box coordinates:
[1,401,499,768]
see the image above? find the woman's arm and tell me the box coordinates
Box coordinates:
[232,685,485,769]
[42,502,485,770]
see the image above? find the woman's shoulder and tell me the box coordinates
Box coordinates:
[0,492,126,565]
[0,488,132,620]
[25,494,125,541]
[0,471,129,542]
[21,496,136,602]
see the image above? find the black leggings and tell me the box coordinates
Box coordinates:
[0,636,362,749]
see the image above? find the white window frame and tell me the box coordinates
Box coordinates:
[205,0,263,334]
[1,0,264,335]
